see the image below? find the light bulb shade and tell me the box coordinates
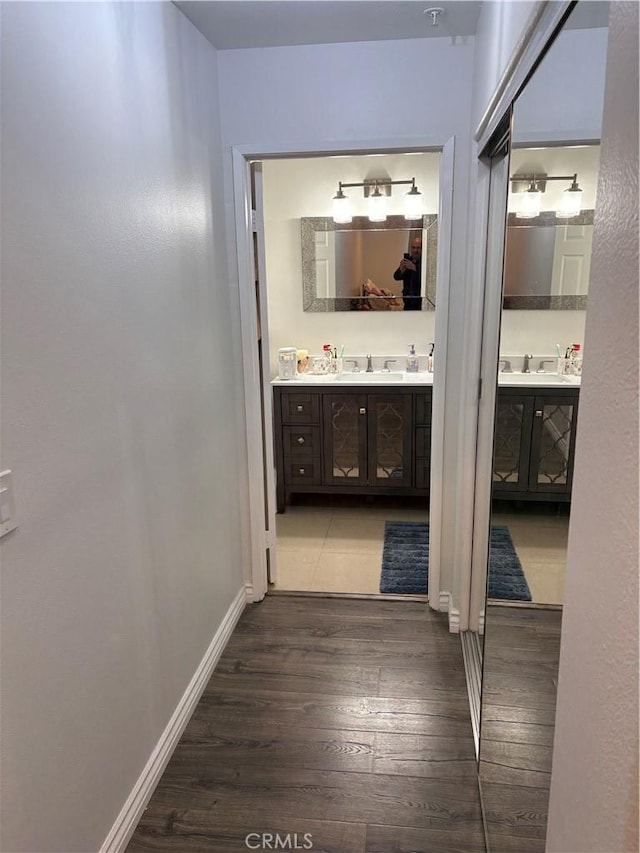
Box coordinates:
[404,187,422,220]
[332,191,352,224]
[517,187,542,219]
[368,190,387,222]
[556,186,582,218]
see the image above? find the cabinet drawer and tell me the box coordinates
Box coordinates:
[415,459,431,490]
[415,426,431,459]
[283,457,322,485]
[415,394,433,425]
[281,393,320,424]
[283,425,321,457]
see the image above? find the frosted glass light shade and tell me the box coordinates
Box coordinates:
[517,187,542,219]
[368,191,387,222]
[332,193,352,224]
[404,187,422,220]
[556,186,583,218]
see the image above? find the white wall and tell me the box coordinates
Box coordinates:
[513,26,609,143]
[0,4,246,851]
[262,152,440,369]
[546,3,639,850]
[471,0,539,132]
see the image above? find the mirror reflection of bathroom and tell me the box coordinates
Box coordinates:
[492,141,599,607]
[261,151,441,595]
[477,4,608,850]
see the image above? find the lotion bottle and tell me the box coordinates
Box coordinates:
[406,344,419,373]
[427,343,434,373]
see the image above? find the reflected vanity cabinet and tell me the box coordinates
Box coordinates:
[493,386,579,501]
[273,386,432,512]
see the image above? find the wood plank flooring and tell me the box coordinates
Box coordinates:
[127,595,486,853]
[478,605,562,853]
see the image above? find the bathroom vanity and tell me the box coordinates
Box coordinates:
[273,373,579,511]
[493,382,580,501]
[273,381,431,512]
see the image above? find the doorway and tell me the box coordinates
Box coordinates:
[241,146,453,599]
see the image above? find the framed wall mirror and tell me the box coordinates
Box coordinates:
[301,214,438,312]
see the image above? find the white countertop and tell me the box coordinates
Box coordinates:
[272,372,580,388]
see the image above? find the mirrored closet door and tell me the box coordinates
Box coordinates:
[474,3,610,851]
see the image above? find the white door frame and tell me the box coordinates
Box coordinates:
[230,136,456,606]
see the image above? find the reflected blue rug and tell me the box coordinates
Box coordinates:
[380,521,532,600]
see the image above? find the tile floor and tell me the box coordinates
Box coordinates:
[273,498,569,604]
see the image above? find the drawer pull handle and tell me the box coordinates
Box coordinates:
[535,410,543,417]
[359,407,367,415]
[297,436,305,445]
[298,467,305,474]
[296,405,304,413]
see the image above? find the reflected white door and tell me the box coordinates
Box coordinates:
[314,231,336,298]
[551,223,593,295]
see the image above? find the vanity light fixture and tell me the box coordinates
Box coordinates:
[331,177,423,223]
[332,186,352,223]
[511,172,583,219]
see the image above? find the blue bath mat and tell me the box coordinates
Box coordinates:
[380,521,531,600]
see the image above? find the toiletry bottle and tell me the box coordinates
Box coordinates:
[427,343,434,374]
[571,343,582,376]
[406,344,419,373]
[322,343,332,374]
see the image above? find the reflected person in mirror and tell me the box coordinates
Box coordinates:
[393,236,422,311]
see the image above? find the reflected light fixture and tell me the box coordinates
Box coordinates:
[556,175,583,218]
[518,181,542,219]
[331,177,424,223]
[511,172,584,219]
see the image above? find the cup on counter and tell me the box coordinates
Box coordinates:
[296,349,309,374]
[311,354,331,375]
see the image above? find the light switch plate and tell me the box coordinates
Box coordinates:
[0,470,18,537]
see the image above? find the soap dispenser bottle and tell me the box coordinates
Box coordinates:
[406,344,419,373]
[427,343,434,374]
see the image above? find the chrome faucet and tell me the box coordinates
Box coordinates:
[536,359,557,374]
[522,353,533,373]
[366,354,374,373]
[382,359,397,372]
[345,359,360,373]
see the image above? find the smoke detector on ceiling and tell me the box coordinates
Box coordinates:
[423,7,444,27]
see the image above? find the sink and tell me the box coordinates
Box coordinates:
[499,373,571,384]
[335,372,404,382]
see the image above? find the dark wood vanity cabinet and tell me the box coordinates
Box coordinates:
[274,386,431,511]
[493,386,579,501]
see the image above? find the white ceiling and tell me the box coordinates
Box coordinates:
[174,1,610,51]
[174,1,482,50]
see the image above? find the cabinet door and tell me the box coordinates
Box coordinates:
[323,394,368,486]
[367,393,413,488]
[528,394,578,493]
[493,393,534,492]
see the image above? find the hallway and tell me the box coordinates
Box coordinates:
[127,596,485,852]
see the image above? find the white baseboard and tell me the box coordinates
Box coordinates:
[438,590,460,633]
[100,585,247,853]
[245,582,266,603]
[448,597,460,633]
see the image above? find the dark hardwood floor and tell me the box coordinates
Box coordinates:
[478,605,562,853]
[127,595,486,853]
